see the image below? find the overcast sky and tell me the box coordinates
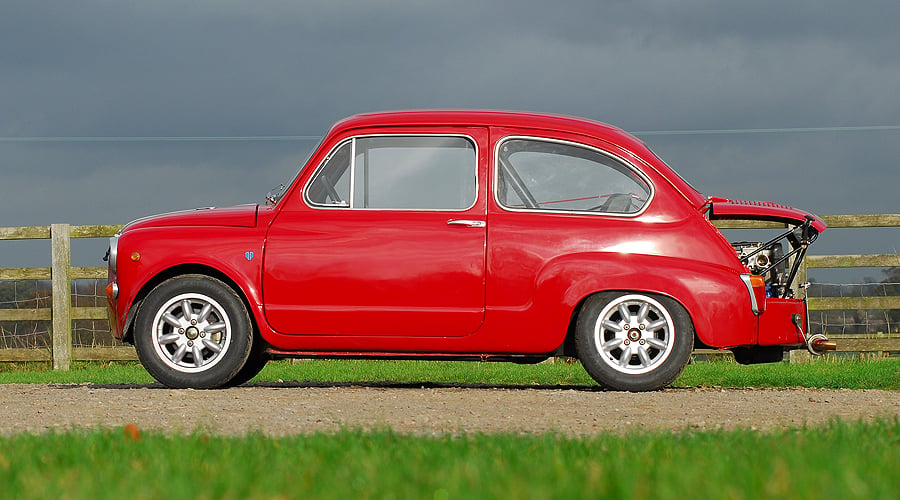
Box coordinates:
[1,1,898,277]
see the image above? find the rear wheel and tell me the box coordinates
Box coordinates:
[134,275,253,389]
[575,292,694,392]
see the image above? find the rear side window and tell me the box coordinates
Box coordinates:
[306,135,477,210]
[496,138,651,214]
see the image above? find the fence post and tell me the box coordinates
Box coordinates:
[51,224,72,370]
[790,250,809,300]
[787,254,811,364]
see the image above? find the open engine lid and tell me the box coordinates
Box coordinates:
[707,197,827,234]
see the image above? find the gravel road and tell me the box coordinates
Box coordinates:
[1,382,898,436]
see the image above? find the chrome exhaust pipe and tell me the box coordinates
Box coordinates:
[792,313,836,355]
[806,334,837,355]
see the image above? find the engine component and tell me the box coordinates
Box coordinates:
[732,241,783,274]
[731,241,788,297]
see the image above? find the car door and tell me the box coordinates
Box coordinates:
[263,129,487,337]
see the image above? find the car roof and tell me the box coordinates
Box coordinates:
[329,110,706,208]
[332,109,638,146]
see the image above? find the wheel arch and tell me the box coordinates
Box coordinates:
[556,289,701,358]
[121,264,261,345]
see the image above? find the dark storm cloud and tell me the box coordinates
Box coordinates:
[3,1,897,134]
[0,1,898,269]
[1,1,489,136]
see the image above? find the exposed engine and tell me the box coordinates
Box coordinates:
[731,241,788,297]
[729,219,819,299]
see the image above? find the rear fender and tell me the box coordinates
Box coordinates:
[534,252,758,347]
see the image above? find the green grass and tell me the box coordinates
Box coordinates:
[1,356,897,390]
[1,419,899,499]
[0,361,156,385]
[677,356,900,390]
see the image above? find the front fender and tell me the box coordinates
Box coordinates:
[113,226,268,342]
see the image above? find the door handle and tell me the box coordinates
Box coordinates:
[447,219,486,228]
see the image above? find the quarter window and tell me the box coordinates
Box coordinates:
[496,138,651,214]
[306,136,477,210]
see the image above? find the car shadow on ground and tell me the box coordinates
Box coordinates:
[51,380,618,392]
[246,380,608,391]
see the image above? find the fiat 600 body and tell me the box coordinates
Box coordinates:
[106,110,831,391]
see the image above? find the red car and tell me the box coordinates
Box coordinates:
[105,110,832,391]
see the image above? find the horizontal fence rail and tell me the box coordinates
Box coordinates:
[1,217,898,368]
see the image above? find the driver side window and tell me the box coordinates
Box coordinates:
[306,135,477,210]
[496,138,651,214]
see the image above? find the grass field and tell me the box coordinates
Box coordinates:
[1,355,898,390]
[1,419,898,499]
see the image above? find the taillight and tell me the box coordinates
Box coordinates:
[740,274,767,315]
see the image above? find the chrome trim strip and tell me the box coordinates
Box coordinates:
[303,133,480,212]
[492,135,655,218]
[739,273,760,315]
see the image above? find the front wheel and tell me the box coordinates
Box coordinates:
[134,275,253,389]
[225,337,270,387]
[575,292,694,392]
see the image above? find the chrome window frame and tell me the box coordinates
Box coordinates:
[303,134,480,212]
[493,136,655,217]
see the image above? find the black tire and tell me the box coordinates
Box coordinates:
[134,275,253,389]
[575,292,694,392]
[225,337,270,387]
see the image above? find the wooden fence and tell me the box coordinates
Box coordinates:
[1,215,898,369]
[0,224,127,368]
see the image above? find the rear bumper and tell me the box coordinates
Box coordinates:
[757,298,807,346]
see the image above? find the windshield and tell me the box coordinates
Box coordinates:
[265,136,325,205]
